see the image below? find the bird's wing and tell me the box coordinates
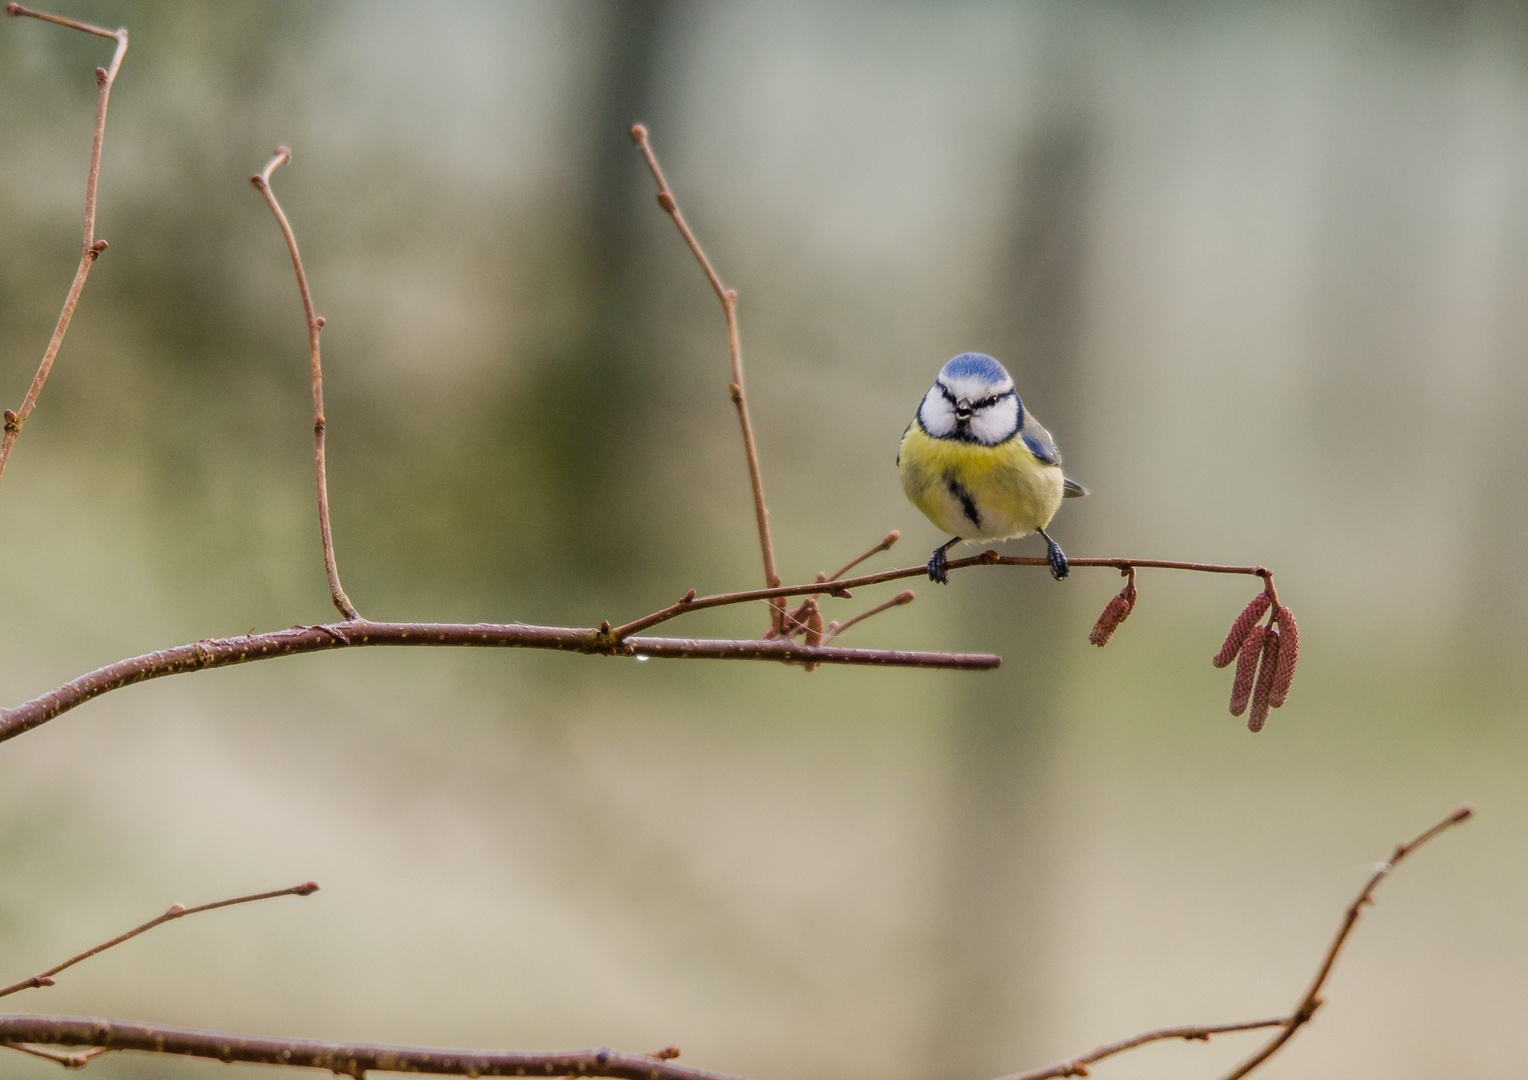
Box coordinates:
[1019,411,1062,466]
[1063,477,1089,498]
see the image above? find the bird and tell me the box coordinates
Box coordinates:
[897,352,1087,584]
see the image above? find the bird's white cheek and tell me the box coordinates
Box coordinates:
[918,388,956,437]
[971,397,1019,444]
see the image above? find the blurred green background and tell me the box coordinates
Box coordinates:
[1,2,1525,1078]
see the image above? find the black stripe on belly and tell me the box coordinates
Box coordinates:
[946,476,982,531]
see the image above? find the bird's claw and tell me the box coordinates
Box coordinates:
[927,547,950,585]
[1046,537,1070,581]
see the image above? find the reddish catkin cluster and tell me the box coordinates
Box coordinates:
[1214,593,1299,731]
[1088,581,1138,646]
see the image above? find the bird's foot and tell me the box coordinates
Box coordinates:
[1045,536,1070,581]
[927,546,950,585]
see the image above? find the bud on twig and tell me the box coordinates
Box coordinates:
[1248,626,1280,732]
[1229,625,1265,716]
[1214,592,1272,668]
[1270,606,1299,707]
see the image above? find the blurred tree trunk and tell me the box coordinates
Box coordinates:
[513,0,677,585]
[926,113,1095,1078]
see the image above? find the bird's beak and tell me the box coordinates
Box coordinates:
[954,398,972,421]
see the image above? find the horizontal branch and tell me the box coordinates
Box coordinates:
[0,1018,742,1080]
[0,621,998,746]
[0,552,1277,748]
[611,550,1275,639]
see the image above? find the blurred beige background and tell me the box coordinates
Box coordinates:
[1,2,1525,1078]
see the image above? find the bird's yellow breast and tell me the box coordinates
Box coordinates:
[898,425,1064,541]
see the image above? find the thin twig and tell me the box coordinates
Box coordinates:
[827,530,899,582]
[1,1042,109,1068]
[0,4,127,486]
[630,124,785,633]
[1218,804,1474,1080]
[821,589,914,644]
[610,550,1276,639]
[0,882,318,1001]
[250,147,359,621]
[995,1019,1286,1080]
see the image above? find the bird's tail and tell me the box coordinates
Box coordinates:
[1063,477,1089,498]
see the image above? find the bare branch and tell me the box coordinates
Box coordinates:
[821,590,914,644]
[250,147,360,621]
[0,621,999,745]
[0,1019,743,1080]
[0,4,127,486]
[996,1019,1286,1080]
[827,530,900,582]
[610,549,1277,639]
[630,124,785,632]
[0,808,1470,1079]
[0,551,1287,747]
[0,882,319,1000]
[1218,804,1474,1079]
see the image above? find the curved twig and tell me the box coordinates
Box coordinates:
[1218,804,1474,1079]
[996,1019,1285,1080]
[0,4,127,486]
[250,148,359,621]
[631,124,785,632]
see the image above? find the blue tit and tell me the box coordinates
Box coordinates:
[897,352,1087,583]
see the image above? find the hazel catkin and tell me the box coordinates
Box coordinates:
[1270,606,1299,708]
[1213,592,1273,668]
[1248,625,1280,732]
[1229,624,1265,716]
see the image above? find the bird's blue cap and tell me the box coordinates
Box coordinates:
[939,352,1010,384]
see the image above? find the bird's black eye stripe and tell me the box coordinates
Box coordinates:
[936,385,1015,410]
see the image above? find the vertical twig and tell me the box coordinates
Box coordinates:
[629,124,785,632]
[250,148,360,621]
[0,4,127,486]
